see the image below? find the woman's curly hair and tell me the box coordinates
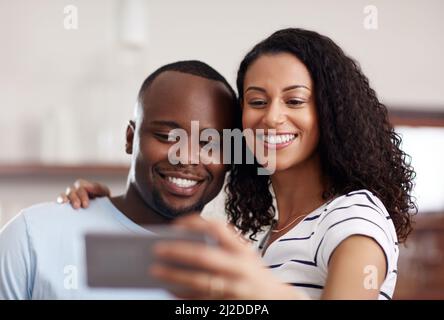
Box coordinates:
[226,28,417,243]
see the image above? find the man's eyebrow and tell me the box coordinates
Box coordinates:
[149,120,181,128]
[245,85,311,93]
[149,122,223,134]
[201,127,224,135]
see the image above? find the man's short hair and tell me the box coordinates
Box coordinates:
[137,60,237,105]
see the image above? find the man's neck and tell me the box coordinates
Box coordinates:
[110,184,170,227]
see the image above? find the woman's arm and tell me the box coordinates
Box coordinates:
[150,215,388,300]
[321,235,387,299]
[56,179,111,209]
[150,215,308,300]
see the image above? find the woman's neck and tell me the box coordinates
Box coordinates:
[270,153,327,225]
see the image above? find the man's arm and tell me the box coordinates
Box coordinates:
[0,213,33,299]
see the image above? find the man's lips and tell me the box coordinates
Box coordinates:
[156,170,206,196]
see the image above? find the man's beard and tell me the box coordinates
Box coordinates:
[151,188,206,220]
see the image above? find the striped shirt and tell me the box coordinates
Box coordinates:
[261,189,399,300]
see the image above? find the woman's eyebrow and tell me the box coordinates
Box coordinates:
[245,84,311,93]
[245,86,266,93]
[282,84,311,92]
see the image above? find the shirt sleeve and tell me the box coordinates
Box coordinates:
[0,213,34,300]
[312,192,397,277]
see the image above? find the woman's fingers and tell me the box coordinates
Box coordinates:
[174,215,252,255]
[65,186,81,209]
[153,241,246,277]
[150,263,232,299]
[58,179,111,210]
[56,194,68,204]
[77,187,90,208]
[74,179,111,198]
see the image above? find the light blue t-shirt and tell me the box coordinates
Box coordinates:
[0,197,173,300]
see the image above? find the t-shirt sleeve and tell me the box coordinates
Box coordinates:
[313,192,397,277]
[0,213,33,299]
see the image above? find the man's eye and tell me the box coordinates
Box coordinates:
[155,133,176,142]
[200,140,220,147]
[248,100,267,108]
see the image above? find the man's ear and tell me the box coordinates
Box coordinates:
[125,121,135,154]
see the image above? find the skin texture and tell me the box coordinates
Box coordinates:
[321,235,386,299]
[150,214,309,300]
[148,54,387,299]
[60,71,235,226]
[242,53,320,174]
[123,71,234,223]
[60,56,388,299]
[242,53,326,245]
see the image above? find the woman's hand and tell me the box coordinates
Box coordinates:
[56,179,111,209]
[150,215,308,300]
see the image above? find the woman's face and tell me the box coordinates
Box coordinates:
[242,53,320,173]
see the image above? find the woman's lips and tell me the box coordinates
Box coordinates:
[260,133,298,150]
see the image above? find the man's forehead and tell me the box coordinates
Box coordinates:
[143,70,225,98]
[145,108,225,130]
[139,71,233,122]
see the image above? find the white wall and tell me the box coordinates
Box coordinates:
[0,0,443,227]
[1,0,443,163]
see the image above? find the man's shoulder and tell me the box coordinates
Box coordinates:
[22,201,75,215]
[22,198,106,219]
[18,201,80,227]
[18,198,110,232]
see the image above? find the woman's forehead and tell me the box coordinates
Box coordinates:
[244,53,312,90]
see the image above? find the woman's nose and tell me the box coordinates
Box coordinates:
[262,101,286,128]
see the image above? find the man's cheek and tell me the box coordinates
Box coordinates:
[208,165,227,186]
[142,141,170,162]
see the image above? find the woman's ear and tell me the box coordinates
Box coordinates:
[125,120,135,154]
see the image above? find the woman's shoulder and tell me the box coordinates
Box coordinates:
[315,189,397,242]
[312,189,399,275]
[326,189,390,219]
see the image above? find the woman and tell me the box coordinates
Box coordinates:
[59,28,416,299]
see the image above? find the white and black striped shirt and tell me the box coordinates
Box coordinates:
[261,189,399,300]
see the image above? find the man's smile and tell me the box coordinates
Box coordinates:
[155,169,207,197]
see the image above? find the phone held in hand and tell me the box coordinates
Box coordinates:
[84,226,217,290]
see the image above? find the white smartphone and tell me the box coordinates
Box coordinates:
[84,226,217,290]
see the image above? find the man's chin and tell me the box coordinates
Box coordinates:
[154,197,204,220]
[148,185,205,219]
[156,206,202,220]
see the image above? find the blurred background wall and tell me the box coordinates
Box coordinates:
[0,0,443,299]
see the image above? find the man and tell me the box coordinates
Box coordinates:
[0,60,237,299]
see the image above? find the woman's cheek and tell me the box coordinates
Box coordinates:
[242,108,262,129]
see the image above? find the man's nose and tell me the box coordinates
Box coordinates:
[177,138,200,165]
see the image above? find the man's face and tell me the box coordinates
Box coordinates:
[128,71,235,218]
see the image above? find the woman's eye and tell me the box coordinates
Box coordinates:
[248,100,267,108]
[286,99,305,106]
